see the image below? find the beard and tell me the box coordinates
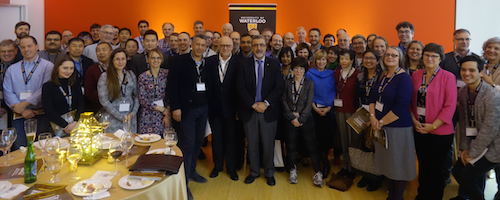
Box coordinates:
[17,32,28,39]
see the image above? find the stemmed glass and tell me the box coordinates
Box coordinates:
[2,128,17,160]
[99,113,110,133]
[45,138,60,157]
[108,141,123,176]
[38,132,52,156]
[46,155,63,183]
[120,133,134,166]
[0,132,12,166]
[123,116,131,134]
[163,131,178,155]
[67,144,83,182]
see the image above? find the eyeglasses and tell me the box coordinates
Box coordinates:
[80,37,91,40]
[293,68,305,72]
[423,54,440,59]
[205,36,213,40]
[363,57,377,61]
[219,44,232,48]
[398,30,412,34]
[454,38,471,42]
[385,54,399,58]
[338,39,349,43]
[101,31,114,36]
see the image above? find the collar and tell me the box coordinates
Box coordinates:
[219,53,232,63]
[190,52,204,66]
[454,49,472,57]
[23,55,40,64]
[253,56,265,64]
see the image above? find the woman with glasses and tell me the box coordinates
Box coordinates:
[97,48,139,133]
[138,48,169,135]
[305,49,336,179]
[404,41,424,75]
[369,46,415,200]
[410,43,457,200]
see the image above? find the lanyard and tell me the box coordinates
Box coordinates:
[487,62,500,75]
[337,67,353,92]
[218,62,227,81]
[120,69,128,97]
[58,85,72,111]
[291,77,305,111]
[365,72,378,97]
[98,62,106,73]
[195,60,204,83]
[144,52,151,70]
[419,67,440,97]
[378,67,401,101]
[467,81,483,127]
[21,57,41,85]
[149,68,159,99]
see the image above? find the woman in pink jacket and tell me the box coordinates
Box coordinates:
[410,43,457,200]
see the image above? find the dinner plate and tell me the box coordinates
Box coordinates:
[0,181,12,195]
[34,137,70,150]
[70,179,112,197]
[118,175,155,190]
[146,148,176,155]
[134,134,161,143]
[100,140,118,150]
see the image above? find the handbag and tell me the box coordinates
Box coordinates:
[50,110,76,137]
[348,127,380,175]
[327,172,353,191]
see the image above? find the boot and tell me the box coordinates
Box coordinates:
[321,151,330,179]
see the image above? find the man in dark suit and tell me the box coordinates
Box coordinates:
[128,30,169,78]
[237,35,284,186]
[205,36,240,181]
[66,38,95,84]
[168,34,209,199]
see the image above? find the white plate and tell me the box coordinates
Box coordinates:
[34,137,70,150]
[134,134,161,143]
[146,148,176,155]
[71,179,112,197]
[100,140,118,149]
[0,181,12,195]
[118,175,155,190]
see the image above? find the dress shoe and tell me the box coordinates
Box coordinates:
[366,180,382,192]
[266,176,276,186]
[357,177,370,188]
[210,168,221,178]
[244,175,259,184]
[189,172,207,183]
[228,170,239,181]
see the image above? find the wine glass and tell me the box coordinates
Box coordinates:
[0,136,10,166]
[120,133,134,166]
[67,144,83,182]
[24,119,37,142]
[45,138,60,157]
[46,155,63,183]
[99,113,110,133]
[123,116,131,134]
[108,141,123,176]
[38,132,52,156]
[2,128,17,160]
[163,131,178,155]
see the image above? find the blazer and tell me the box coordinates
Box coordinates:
[410,68,457,135]
[128,52,170,78]
[458,83,500,163]
[205,55,239,119]
[79,55,95,83]
[236,56,284,122]
[167,53,208,111]
[281,77,314,124]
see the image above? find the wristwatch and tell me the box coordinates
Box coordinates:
[264,100,270,107]
[379,119,384,126]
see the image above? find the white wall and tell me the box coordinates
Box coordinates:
[0,0,44,50]
[456,0,500,56]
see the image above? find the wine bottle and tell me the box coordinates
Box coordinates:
[24,140,37,183]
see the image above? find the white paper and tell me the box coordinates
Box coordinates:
[83,191,110,200]
[91,170,116,180]
[196,83,206,91]
[114,129,125,139]
[376,101,384,112]
[0,184,29,199]
[417,107,426,116]
[334,99,343,107]
[361,104,369,111]
[466,127,478,136]
[153,100,164,107]
[469,148,488,165]
[20,92,32,100]
[119,103,130,112]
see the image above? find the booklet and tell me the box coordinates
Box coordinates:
[346,107,371,134]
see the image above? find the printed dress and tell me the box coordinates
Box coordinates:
[138,68,169,135]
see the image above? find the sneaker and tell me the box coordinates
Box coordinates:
[313,171,323,187]
[289,165,298,184]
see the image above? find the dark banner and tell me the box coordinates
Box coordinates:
[229,4,276,34]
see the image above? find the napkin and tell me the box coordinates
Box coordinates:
[83,191,110,200]
[0,184,29,199]
[114,129,125,139]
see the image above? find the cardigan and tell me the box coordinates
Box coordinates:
[333,66,360,113]
[410,68,457,135]
[281,77,315,124]
[458,83,500,163]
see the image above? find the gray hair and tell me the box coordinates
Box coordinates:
[100,24,114,32]
[0,39,17,47]
[385,46,405,69]
[482,37,500,58]
[222,23,233,29]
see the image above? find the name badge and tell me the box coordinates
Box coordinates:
[292,112,300,118]
[20,92,32,100]
[334,99,343,107]
[196,83,206,91]
[361,104,369,111]
[417,107,426,116]
[153,99,164,107]
[375,101,384,112]
[466,127,478,136]
[119,103,130,112]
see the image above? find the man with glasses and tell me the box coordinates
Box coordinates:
[237,35,284,186]
[38,31,66,63]
[129,30,169,78]
[0,39,18,128]
[135,20,149,53]
[203,30,217,58]
[396,21,415,54]
[351,34,367,69]
[83,24,117,62]
[61,30,74,51]
[265,34,283,59]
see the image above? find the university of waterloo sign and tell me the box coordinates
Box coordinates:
[229,4,277,33]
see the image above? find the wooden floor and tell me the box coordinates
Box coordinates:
[189,137,498,200]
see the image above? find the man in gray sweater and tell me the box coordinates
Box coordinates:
[452,55,500,200]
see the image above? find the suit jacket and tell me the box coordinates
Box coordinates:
[281,77,314,124]
[205,55,239,119]
[129,52,170,78]
[167,53,208,111]
[80,55,95,80]
[236,56,284,122]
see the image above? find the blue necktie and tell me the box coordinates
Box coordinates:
[256,60,263,102]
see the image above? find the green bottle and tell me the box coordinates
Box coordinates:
[24,140,37,183]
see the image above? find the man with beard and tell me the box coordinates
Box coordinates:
[135,20,149,53]
[38,31,66,63]
[13,22,30,63]
[308,28,325,61]
[90,23,101,43]
[265,34,283,59]
[111,26,120,47]
[239,33,253,58]
[230,32,241,55]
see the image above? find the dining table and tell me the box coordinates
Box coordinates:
[0,133,187,200]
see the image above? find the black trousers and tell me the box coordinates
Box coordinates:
[414,132,454,200]
[284,117,321,172]
[453,157,498,200]
[209,116,237,171]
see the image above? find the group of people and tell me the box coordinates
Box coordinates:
[1,19,499,200]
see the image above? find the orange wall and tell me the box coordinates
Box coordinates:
[45,0,456,52]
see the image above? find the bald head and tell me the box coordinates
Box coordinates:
[222,23,233,36]
[283,32,294,48]
[338,33,350,50]
[219,36,233,58]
